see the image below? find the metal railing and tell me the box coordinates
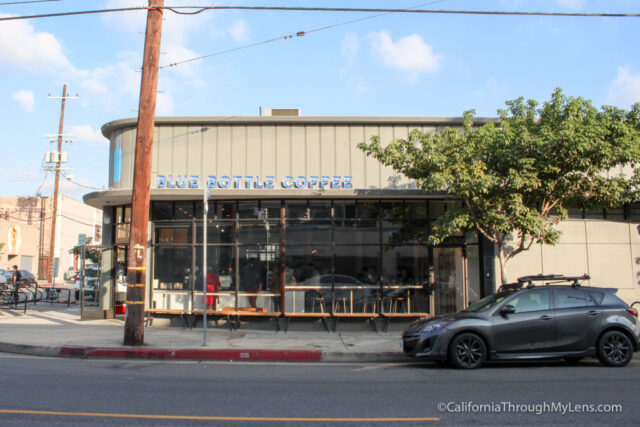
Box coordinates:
[0,281,73,312]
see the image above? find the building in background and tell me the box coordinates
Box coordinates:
[83,111,640,320]
[0,195,102,281]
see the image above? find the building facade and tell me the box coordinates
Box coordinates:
[0,195,102,281]
[84,113,640,319]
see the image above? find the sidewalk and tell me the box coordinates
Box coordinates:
[0,303,411,363]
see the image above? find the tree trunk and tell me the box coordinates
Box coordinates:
[497,245,509,285]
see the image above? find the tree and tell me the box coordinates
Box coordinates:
[359,89,640,284]
[69,237,101,265]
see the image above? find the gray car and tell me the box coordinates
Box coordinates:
[402,275,640,368]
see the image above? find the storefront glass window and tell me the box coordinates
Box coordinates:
[334,220,379,245]
[381,246,430,315]
[149,198,474,317]
[155,223,192,244]
[193,246,235,309]
[153,202,173,220]
[406,200,428,219]
[195,221,236,244]
[285,200,308,219]
[238,221,280,245]
[286,220,331,244]
[284,245,332,314]
[334,200,356,220]
[153,246,193,290]
[333,245,380,314]
[238,201,260,219]
[175,202,194,220]
[381,220,429,246]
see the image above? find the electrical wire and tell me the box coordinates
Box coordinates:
[161,1,449,69]
[1,5,639,22]
[0,0,60,5]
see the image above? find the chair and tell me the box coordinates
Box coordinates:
[333,297,348,313]
[312,296,326,313]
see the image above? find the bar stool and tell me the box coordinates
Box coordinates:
[312,296,326,313]
[334,297,348,313]
[390,296,407,313]
[364,296,383,313]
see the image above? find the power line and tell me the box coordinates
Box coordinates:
[1,5,639,22]
[160,0,449,69]
[0,0,61,5]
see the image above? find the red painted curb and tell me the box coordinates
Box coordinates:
[60,346,322,362]
[59,346,88,357]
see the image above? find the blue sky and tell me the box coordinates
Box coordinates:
[0,0,639,199]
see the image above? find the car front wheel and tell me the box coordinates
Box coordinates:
[449,333,487,369]
[597,331,633,367]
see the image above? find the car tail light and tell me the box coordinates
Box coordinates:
[627,307,638,318]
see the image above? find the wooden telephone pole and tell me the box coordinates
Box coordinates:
[124,0,164,345]
[47,84,68,284]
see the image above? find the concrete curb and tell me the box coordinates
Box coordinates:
[1,341,409,363]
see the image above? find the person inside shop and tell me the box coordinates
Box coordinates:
[241,258,263,309]
[204,266,220,311]
[270,265,283,313]
[182,267,192,290]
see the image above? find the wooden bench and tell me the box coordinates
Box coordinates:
[280,313,332,332]
[379,313,430,332]
[330,313,381,333]
[145,309,192,328]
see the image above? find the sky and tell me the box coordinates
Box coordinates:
[0,0,639,200]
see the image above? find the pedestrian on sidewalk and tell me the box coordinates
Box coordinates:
[11,265,21,286]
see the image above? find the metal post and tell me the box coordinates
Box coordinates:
[203,188,209,345]
[124,0,164,346]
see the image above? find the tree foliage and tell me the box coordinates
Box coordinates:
[359,89,640,284]
[68,237,101,264]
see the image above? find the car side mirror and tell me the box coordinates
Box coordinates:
[500,304,516,316]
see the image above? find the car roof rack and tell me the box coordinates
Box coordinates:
[497,274,590,292]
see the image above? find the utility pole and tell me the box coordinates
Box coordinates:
[124,0,164,345]
[46,84,76,284]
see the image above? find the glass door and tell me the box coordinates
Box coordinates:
[432,247,465,315]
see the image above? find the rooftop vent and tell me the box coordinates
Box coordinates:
[263,108,300,117]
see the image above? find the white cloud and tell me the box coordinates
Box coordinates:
[341,33,360,62]
[72,125,108,145]
[0,13,76,75]
[12,90,34,113]
[156,92,175,115]
[607,67,640,108]
[369,30,442,81]
[228,20,250,43]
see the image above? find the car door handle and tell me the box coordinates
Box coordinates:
[587,310,601,317]
[539,315,552,321]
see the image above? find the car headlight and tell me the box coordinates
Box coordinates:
[420,320,451,333]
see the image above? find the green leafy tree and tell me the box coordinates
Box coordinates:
[69,237,101,265]
[359,89,640,284]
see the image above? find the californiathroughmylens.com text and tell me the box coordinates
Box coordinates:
[156,175,354,189]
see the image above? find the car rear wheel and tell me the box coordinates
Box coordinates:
[597,331,633,367]
[449,333,486,369]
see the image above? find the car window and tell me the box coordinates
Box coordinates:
[464,291,514,312]
[586,290,604,305]
[508,289,550,313]
[554,288,593,309]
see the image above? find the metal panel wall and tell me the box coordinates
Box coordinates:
[108,120,457,191]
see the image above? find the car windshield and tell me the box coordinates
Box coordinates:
[464,291,514,312]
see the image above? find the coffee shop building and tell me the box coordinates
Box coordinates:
[83,111,640,321]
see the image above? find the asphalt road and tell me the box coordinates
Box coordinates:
[0,354,637,426]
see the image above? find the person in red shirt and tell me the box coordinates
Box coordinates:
[204,267,220,311]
